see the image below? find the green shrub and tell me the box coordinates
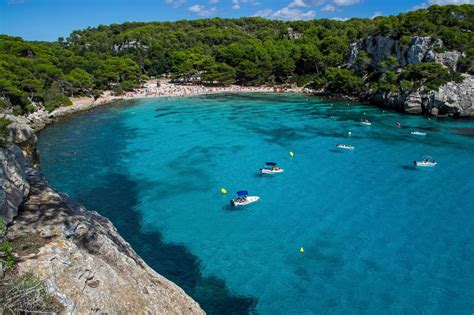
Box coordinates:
[0,117,10,147]
[0,272,61,313]
[0,241,15,270]
[0,99,8,110]
[324,67,365,96]
[0,217,5,234]
[44,94,72,112]
[294,74,317,87]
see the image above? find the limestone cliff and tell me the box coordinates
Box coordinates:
[320,35,474,117]
[0,120,204,314]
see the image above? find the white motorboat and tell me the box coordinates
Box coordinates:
[411,131,427,136]
[230,191,260,207]
[336,144,355,150]
[361,120,372,126]
[414,156,437,167]
[260,162,284,174]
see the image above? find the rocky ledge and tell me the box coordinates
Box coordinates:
[1,120,204,313]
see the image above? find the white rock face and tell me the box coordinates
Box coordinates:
[434,51,462,71]
[342,35,472,116]
[403,91,424,114]
[407,37,440,65]
[347,36,401,68]
[429,74,474,117]
[347,35,459,70]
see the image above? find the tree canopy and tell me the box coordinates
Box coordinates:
[0,4,472,114]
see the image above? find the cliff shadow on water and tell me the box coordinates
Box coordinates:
[77,173,257,315]
[36,103,257,314]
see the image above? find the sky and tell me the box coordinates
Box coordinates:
[0,0,472,41]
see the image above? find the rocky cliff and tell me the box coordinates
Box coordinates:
[313,35,474,117]
[0,119,204,314]
[358,73,474,117]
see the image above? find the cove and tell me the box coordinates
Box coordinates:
[37,93,474,314]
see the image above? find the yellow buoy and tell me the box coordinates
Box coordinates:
[290,151,294,157]
[300,247,304,253]
[220,188,227,194]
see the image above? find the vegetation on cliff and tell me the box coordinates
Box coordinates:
[0,214,61,314]
[0,4,472,114]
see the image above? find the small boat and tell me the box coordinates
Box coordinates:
[260,162,284,174]
[230,190,260,207]
[336,144,355,150]
[414,155,437,167]
[361,120,371,126]
[411,131,427,136]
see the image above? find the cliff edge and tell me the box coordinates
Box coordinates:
[0,120,204,314]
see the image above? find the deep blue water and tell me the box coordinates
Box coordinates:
[37,93,474,314]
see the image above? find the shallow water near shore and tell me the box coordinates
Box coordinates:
[37,93,474,314]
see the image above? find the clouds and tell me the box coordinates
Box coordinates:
[232,0,261,10]
[253,7,316,20]
[250,0,364,21]
[333,0,360,5]
[321,4,336,12]
[413,0,472,11]
[188,4,219,16]
[372,11,382,18]
[165,0,187,8]
[252,0,321,20]
[288,0,309,8]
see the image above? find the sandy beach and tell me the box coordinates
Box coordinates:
[21,81,300,132]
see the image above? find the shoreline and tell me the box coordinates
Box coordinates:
[24,81,302,132]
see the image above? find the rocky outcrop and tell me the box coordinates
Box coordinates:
[0,144,29,225]
[434,51,462,71]
[406,36,441,65]
[347,36,402,68]
[361,74,474,117]
[427,74,474,117]
[347,35,460,71]
[6,167,203,314]
[338,35,473,117]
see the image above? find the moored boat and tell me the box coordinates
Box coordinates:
[414,156,437,167]
[230,191,260,207]
[336,144,355,150]
[260,162,284,174]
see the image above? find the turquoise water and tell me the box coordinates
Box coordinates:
[37,93,474,314]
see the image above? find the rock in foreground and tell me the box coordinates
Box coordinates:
[6,165,204,314]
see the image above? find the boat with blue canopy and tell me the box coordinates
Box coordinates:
[230,190,260,207]
[260,162,284,174]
